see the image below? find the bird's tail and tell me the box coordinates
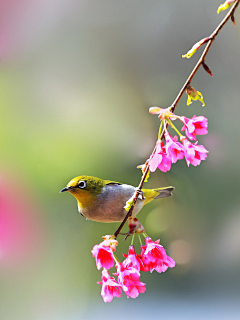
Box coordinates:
[143,186,174,205]
[153,186,174,199]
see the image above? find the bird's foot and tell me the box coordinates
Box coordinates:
[135,188,145,200]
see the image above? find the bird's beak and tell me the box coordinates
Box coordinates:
[60,187,69,193]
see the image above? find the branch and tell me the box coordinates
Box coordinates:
[171,0,240,112]
[114,0,240,239]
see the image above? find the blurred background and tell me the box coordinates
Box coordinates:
[0,0,240,319]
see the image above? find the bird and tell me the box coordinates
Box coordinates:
[60,175,174,223]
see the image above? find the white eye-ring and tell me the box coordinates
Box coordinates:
[78,181,86,188]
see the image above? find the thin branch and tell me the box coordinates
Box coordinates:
[114,0,240,239]
[171,0,240,112]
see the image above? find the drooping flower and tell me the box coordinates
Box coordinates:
[182,37,210,59]
[149,140,172,173]
[165,133,185,163]
[141,237,175,273]
[97,269,122,303]
[115,263,146,298]
[217,0,236,14]
[181,136,208,167]
[91,241,116,270]
[123,245,149,272]
[180,115,208,141]
[186,85,205,107]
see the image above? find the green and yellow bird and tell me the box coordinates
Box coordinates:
[60,175,174,223]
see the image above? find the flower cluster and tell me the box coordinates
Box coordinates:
[92,235,175,302]
[148,107,208,172]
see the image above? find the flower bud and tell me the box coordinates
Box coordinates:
[217,0,236,14]
[182,37,210,59]
[202,62,213,77]
[149,106,175,120]
[186,85,205,107]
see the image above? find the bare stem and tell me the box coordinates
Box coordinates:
[114,0,240,239]
[171,0,240,113]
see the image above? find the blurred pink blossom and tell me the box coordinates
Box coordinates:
[115,263,146,298]
[97,269,122,303]
[181,136,208,167]
[149,140,172,173]
[123,245,149,272]
[165,133,185,163]
[181,115,208,141]
[141,237,175,273]
[91,242,115,270]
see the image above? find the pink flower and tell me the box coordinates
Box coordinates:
[97,269,122,303]
[181,115,208,141]
[141,237,175,273]
[123,245,149,272]
[181,136,208,167]
[165,133,185,163]
[91,241,115,270]
[149,106,176,120]
[115,263,146,298]
[149,140,172,173]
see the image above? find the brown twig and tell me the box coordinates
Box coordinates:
[114,0,240,239]
[171,0,240,113]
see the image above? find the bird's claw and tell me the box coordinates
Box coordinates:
[135,188,145,200]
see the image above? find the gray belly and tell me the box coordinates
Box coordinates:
[79,184,144,223]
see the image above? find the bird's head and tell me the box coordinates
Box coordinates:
[60,175,105,209]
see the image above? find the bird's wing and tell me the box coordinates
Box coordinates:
[104,180,122,186]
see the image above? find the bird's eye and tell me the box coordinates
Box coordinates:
[78,180,86,188]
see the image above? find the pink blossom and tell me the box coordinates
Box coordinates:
[141,237,175,273]
[181,136,208,167]
[149,140,172,173]
[97,269,122,303]
[165,133,185,163]
[149,106,176,120]
[123,245,149,272]
[115,263,146,298]
[91,242,115,270]
[181,115,208,141]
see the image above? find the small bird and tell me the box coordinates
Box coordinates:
[60,175,174,223]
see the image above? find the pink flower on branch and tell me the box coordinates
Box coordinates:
[141,237,175,273]
[91,240,116,270]
[181,136,208,167]
[123,245,149,272]
[165,133,185,163]
[97,269,122,303]
[115,263,146,298]
[149,140,172,173]
[181,115,208,141]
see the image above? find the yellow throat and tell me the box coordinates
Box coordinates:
[68,188,97,209]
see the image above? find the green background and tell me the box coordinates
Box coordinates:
[0,0,240,319]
